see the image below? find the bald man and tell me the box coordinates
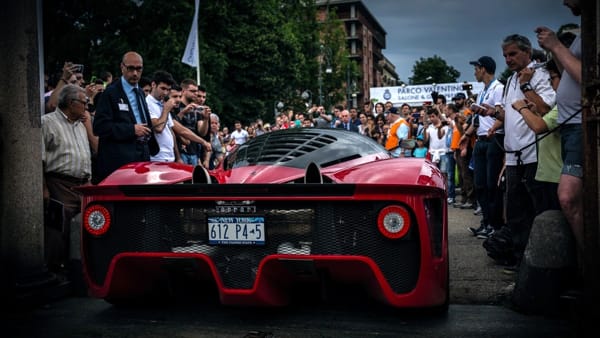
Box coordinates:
[93,51,157,184]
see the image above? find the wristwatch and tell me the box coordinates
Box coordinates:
[520,82,533,93]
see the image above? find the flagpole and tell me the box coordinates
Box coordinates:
[181,0,200,82]
[196,22,201,86]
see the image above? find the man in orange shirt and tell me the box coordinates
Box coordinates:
[446,103,461,204]
[385,107,412,158]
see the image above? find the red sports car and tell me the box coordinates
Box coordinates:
[77,128,448,310]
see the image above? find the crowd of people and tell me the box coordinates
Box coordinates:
[41,0,582,301]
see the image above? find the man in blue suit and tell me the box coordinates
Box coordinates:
[335,109,359,132]
[93,51,158,184]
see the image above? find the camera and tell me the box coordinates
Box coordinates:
[462,83,473,91]
[470,103,484,112]
[431,91,439,103]
[529,62,547,70]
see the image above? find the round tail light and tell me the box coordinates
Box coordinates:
[377,205,411,239]
[83,204,111,236]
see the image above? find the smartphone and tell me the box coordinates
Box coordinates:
[462,83,473,90]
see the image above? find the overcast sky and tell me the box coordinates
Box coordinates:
[361,0,580,83]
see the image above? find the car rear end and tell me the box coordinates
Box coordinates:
[79,182,447,309]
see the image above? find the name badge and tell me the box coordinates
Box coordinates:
[118,103,129,111]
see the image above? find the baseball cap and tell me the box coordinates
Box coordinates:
[388,107,399,115]
[452,92,466,100]
[469,56,496,74]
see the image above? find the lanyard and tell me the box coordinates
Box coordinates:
[478,79,496,105]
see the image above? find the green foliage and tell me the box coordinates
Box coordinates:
[318,7,357,109]
[43,0,335,128]
[409,55,460,85]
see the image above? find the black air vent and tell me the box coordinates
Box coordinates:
[234,131,337,165]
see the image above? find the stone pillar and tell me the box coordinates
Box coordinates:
[511,210,576,316]
[0,0,48,298]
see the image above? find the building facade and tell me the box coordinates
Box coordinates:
[316,0,398,108]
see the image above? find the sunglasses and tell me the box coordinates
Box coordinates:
[122,63,143,72]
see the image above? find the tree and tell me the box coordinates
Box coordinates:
[409,55,460,85]
[43,0,329,128]
[200,0,320,124]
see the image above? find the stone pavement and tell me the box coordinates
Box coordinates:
[447,201,516,305]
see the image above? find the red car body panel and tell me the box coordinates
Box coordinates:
[77,129,448,309]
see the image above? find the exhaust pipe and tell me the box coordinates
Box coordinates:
[192,165,213,184]
[304,162,323,184]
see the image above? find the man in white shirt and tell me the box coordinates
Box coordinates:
[463,56,505,239]
[424,108,449,172]
[483,34,556,265]
[146,71,180,162]
[230,121,249,146]
[147,71,213,164]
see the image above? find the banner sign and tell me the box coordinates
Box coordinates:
[369,82,484,107]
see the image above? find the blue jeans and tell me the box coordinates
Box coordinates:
[181,153,198,166]
[473,134,504,228]
[445,152,456,199]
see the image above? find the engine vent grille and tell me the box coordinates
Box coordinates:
[84,201,421,294]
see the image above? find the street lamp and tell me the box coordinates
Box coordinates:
[319,45,332,106]
[273,101,284,119]
[301,90,312,107]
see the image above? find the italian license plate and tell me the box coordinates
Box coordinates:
[207,216,265,245]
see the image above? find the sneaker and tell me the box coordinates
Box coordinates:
[502,264,518,275]
[473,205,482,216]
[468,224,485,236]
[476,226,495,239]
[560,288,583,301]
[447,197,455,204]
[453,202,465,208]
[460,202,474,209]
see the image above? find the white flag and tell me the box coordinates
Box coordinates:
[181,0,200,67]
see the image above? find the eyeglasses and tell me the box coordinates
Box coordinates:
[72,97,90,105]
[122,63,143,72]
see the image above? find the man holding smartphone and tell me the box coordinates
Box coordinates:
[462,56,505,240]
